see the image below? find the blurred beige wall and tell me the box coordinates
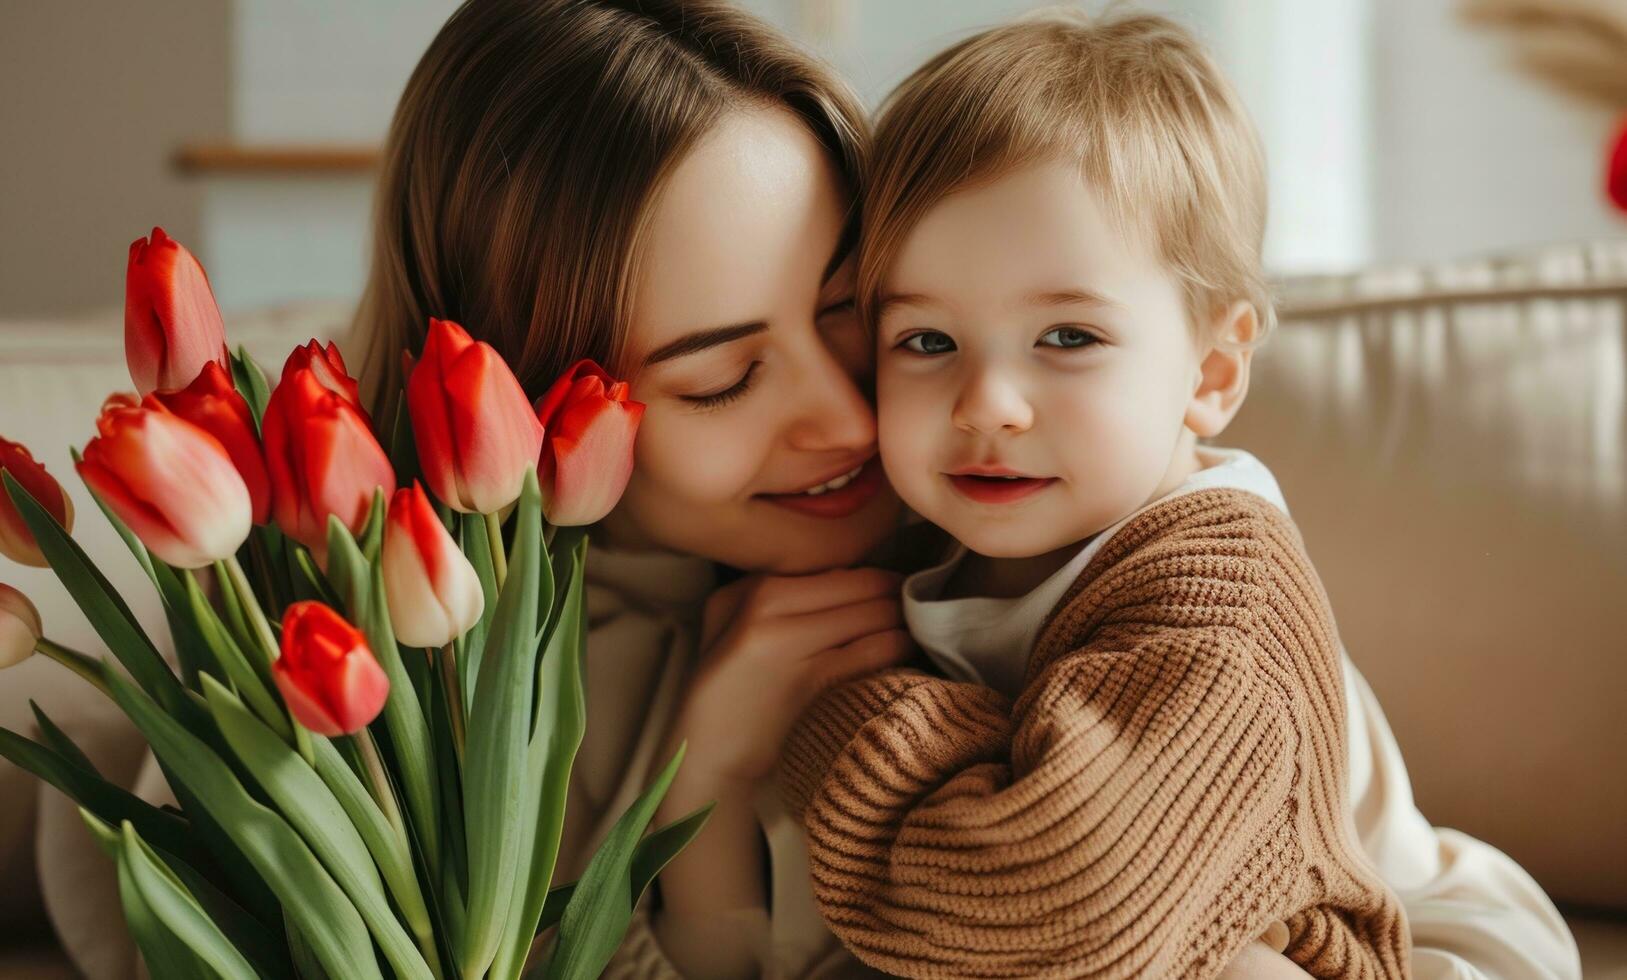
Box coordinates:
[0,1,230,319]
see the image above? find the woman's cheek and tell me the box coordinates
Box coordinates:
[632,408,767,505]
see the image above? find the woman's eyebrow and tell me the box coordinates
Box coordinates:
[641,321,767,367]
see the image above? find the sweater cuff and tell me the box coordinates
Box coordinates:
[777,670,936,822]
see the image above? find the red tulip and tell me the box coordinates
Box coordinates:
[1608,118,1627,214]
[0,584,42,669]
[407,318,544,514]
[382,482,483,648]
[282,340,367,419]
[147,361,271,524]
[533,360,645,527]
[76,401,252,569]
[273,601,389,736]
[0,437,75,567]
[262,366,395,564]
[125,227,229,396]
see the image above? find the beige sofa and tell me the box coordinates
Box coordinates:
[1,242,1624,976]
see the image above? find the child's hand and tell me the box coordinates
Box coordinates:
[673,567,913,786]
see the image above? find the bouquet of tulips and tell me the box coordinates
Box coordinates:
[0,228,711,980]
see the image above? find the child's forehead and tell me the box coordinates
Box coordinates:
[881,160,1166,302]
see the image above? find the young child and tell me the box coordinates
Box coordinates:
[777,12,1412,980]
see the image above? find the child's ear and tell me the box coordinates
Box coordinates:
[1184,300,1258,439]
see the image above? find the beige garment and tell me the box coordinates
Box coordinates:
[900,446,1581,980]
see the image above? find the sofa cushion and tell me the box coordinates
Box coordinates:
[1230,242,1627,910]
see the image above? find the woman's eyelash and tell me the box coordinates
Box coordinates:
[682,361,761,408]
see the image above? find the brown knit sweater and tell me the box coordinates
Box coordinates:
[778,489,1412,979]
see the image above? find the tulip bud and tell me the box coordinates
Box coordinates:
[407,318,544,514]
[282,340,367,419]
[262,366,396,564]
[533,360,645,527]
[382,482,483,648]
[76,401,252,569]
[147,361,272,524]
[125,227,229,396]
[272,601,389,736]
[0,584,41,669]
[0,436,75,567]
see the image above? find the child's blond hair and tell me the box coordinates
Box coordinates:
[860,9,1273,346]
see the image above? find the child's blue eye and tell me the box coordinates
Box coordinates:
[900,331,956,355]
[1038,326,1098,349]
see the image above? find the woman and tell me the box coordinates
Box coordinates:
[34,1,1573,978]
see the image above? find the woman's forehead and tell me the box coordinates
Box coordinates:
[626,106,850,359]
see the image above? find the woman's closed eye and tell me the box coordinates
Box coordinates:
[681,360,761,409]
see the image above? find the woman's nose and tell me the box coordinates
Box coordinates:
[951,364,1034,435]
[783,337,878,452]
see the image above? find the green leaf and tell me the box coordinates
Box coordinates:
[532,805,714,937]
[27,700,100,776]
[200,674,434,980]
[326,513,441,881]
[102,662,384,980]
[230,345,272,433]
[0,724,200,865]
[308,736,436,962]
[116,846,218,980]
[292,544,343,607]
[4,471,181,713]
[542,743,691,980]
[457,511,498,711]
[118,821,261,980]
[489,536,587,980]
[184,572,289,741]
[461,469,550,977]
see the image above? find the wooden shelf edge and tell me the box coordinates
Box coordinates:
[172,144,381,176]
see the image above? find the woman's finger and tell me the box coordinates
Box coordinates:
[770,596,903,659]
[742,567,902,618]
[813,628,914,691]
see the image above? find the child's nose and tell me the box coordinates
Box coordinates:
[951,366,1034,435]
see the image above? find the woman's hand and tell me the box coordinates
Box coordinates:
[645,568,911,979]
[672,566,913,786]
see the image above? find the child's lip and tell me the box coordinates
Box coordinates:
[944,472,1058,504]
[946,464,1044,478]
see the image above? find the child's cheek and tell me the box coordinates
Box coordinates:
[875,367,941,517]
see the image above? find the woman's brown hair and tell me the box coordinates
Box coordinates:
[352,0,868,422]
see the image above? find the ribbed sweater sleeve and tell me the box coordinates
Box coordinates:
[777,489,1411,980]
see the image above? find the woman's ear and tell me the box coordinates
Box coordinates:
[1184,300,1258,439]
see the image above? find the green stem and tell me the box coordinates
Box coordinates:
[543,524,557,551]
[35,637,111,697]
[356,727,408,846]
[483,511,508,592]
[222,554,279,663]
[439,644,466,769]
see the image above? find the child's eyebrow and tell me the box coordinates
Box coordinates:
[1025,286,1124,309]
[874,292,938,318]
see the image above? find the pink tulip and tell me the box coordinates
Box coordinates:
[147,361,272,525]
[0,436,75,567]
[76,401,252,569]
[0,584,41,669]
[125,227,229,396]
[407,318,544,514]
[262,366,396,565]
[534,360,645,526]
[382,482,483,648]
[273,601,389,736]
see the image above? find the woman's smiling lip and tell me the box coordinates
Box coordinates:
[758,456,886,518]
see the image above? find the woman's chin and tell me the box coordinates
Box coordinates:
[716,491,903,574]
